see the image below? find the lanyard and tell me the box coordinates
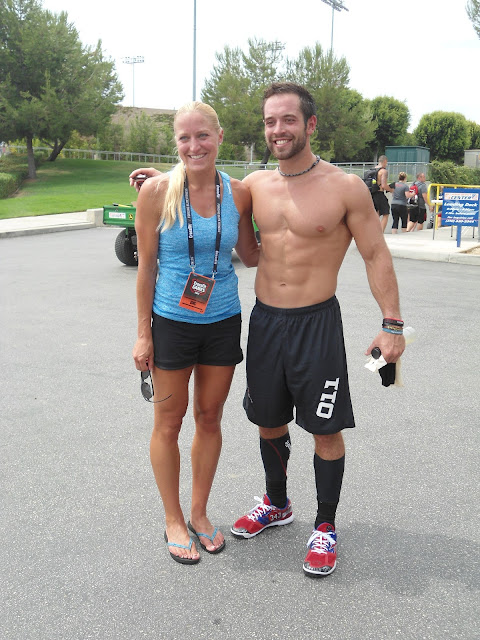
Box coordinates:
[184,171,222,279]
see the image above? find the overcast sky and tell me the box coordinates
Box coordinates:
[40,0,479,132]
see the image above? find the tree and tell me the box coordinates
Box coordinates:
[152,112,176,156]
[467,120,480,149]
[414,111,471,162]
[285,44,349,88]
[364,96,410,159]
[202,39,283,161]
[40,41,123,162]
[127,112,159,154]
[466,0,480,38]
[202,40,376,163]
[0,0,122,178]
[96,122,125,153]
[285,46,376,162]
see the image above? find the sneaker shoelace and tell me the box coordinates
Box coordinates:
[247,496,270,521]
[307,529,336,554]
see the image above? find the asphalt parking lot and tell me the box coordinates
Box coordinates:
[1,227,478,640]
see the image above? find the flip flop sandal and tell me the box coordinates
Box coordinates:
[164,531,200,565]
[187,521,226,554]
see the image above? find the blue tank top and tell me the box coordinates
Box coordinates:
[153,171,241,324]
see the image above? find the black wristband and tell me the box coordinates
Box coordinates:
[383,317,404,327]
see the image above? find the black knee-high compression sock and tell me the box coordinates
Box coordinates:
[260,432,291,508]
[314,453,345,529]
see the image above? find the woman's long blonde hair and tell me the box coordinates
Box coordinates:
[157,101,222,232]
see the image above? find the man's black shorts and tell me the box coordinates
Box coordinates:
[152,313,243,370]
[408,206,426,224]
[372,191,390,216]
[243,298,356,435]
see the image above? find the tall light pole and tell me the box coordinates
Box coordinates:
[320,0,349,51]
[122,56,144,107]
[193,0,197,100]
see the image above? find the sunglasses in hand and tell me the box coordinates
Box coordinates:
[140,369,172,403]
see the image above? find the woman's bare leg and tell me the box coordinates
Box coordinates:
[189,364,235,551]
[150,365,200,561]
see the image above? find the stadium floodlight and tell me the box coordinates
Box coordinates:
[320,0,349,51]
[122,56,145,107]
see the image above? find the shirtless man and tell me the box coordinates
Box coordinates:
[129,83,405,577]
[371,155,394,233]
[230,83,405,577]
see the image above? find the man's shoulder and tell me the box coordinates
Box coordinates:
[243,169,277,186]
[320,163,363,187]
[229,175,250,197]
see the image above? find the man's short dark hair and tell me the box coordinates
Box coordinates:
[262,82,317,125]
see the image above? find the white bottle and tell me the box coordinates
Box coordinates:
[403,326,416,346]
[394,327,416,387]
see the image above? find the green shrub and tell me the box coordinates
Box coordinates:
[1,151,46,168]
[0,154,25,169]
[0,153,31,198]
[0,173,14,198]
[428,161,480,186]
[454,166,480,186]
[0,169,28,198]
[33,150,48,165]
[0,152,46,198]
[428,161,457,184]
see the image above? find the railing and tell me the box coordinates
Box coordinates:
[3,145,428,180]
[335,162,429,181]
[4,145,180,165]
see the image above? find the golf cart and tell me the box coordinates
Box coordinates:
[103,203,138,266]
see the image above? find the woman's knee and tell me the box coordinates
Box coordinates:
[152,412,185,442]
[193,403,224,433]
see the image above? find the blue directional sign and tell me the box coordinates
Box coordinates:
[441,188,480,227]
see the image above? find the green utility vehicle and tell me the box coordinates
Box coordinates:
[103,203,138,266]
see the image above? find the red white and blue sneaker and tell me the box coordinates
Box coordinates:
[303,522,337,577]
[231,494,294,538]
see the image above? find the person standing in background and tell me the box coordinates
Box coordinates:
[407,172,433,232]
[390,172,412,233]
[371,155,394,233]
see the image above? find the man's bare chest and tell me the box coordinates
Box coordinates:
[252,184,345,237]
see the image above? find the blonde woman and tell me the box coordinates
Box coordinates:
[132,102,259,564]
[390,172,412,234]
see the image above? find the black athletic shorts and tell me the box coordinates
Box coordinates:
[372,191,390,216]
[243,297,356,435]
[152,312,243,370]
[408,206,426,224]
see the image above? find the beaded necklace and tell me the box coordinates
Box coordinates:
[277,155,321,177]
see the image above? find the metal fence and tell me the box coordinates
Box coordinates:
[3,145,428,181]
[338,162,430,182]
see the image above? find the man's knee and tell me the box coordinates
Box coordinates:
[314,431,345,459]
[259,424,289,440]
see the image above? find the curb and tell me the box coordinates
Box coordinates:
[0,209,103,239]
[0,222,95,239]
[387,247,480,265]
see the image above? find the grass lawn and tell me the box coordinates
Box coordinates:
[0,158,253,219]
[0,158,171,219]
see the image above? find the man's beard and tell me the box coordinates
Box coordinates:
[267,128,308,160]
